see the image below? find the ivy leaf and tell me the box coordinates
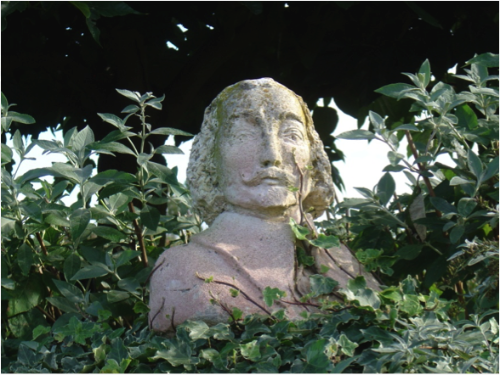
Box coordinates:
[308,234,340,249]
[240,340,261,361]
[309,275,339,297]
[263,287,286,307]
[289,218,310,240]
[339,334,359,357]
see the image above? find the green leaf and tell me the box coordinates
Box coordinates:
[369,111,384,129]
[149,127,193,137]
[97,113,126,129]
[388,151,404,166]
[305,339,330,370]
[418,59,431,87]
[71,263,110,280]
[152,340,199,367]
[69,208,91,242]
[375,83,417,100]
[308,233,340,249]
[52,279,84,304]
[1,143,12,164]
[391,124,420,132]
[395,244,423,260]
[455,104,478,130]
[18,243,33,276]
[115,89,140,103]
[115,250,141,269]
[482,156,499,182]
[466,53,499,67]
[92,226,127,242]
[107,290,130,304]
[155,145,184,155]
[108,338,129,365]
[457,198,477,217]
[309,275,339,297]
[45,212,70,227]
[240,340,261,361]
[1,92,8,113]
[32,325,51,340]
[336,129,376,140]
[7,111,36,124]
[430,197,456,214]
[8,276,44,316]
[450,225,465,244]
[263,286,286,307]
[90,141,135,156]
[146,161,179,185]
[467,149,483,179]
[338,334,358,357]
[450,176,474,186]
[63,253,81,282]
[89,169,136,185]
[70,1,91,18]
[140,205,160,231]
[289,218,310,240]
[399,294,422,316]
[376,172,395,206]
[297,247,315,266]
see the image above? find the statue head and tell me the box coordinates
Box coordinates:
[187,78,334,224]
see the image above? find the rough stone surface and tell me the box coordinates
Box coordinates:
[149,78,379,332]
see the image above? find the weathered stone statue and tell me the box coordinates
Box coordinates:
[149,78,379,332]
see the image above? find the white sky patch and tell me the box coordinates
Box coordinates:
[177,24,188,33]
[6,128,99,206]
[166,41,179,50]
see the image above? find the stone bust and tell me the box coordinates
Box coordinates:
[149,78,379,332]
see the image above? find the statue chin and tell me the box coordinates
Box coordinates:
[223,184,298,216]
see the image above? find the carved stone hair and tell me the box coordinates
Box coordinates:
[186,78,335,225]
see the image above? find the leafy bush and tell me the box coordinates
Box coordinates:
[1,54,498,373]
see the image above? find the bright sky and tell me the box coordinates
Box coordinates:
[7,64,457,207]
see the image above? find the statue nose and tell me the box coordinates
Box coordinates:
[260,133,282,167]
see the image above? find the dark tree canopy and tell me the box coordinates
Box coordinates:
[2,1,498,173]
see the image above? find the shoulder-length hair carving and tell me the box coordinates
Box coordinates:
[186,78,335,225]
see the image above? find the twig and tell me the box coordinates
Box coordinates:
[35,232,48,256]
[405,131,441,217]
[145,257,165,284]
[170,306,176,333]
[128,202,149,267]
[149,297,165,330]
[323,247,357,280]
[35,305,55,323]
[195,273,272,316]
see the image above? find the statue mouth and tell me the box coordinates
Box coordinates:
[245,168,295,187]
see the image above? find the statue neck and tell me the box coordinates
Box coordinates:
[196,211,297,272]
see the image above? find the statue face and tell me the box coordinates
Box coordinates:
[217,86,312,217]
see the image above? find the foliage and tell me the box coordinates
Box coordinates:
[2,54,499,373]
[333,53,499,317]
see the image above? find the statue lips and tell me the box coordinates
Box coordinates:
[245,168,295,187]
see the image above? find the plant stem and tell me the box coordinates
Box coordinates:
[128,202,149,268]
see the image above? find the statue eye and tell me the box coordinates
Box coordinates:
[283,129,304,142]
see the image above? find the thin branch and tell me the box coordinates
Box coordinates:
[35,305,55,323]
[405,130,441,217]
[35,232,48,256]
[128,202,149,267]
[195,273,272,316]
[149,297,165,330]
[145,257,165,284]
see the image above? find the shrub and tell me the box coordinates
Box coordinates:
[1,54,498,373]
